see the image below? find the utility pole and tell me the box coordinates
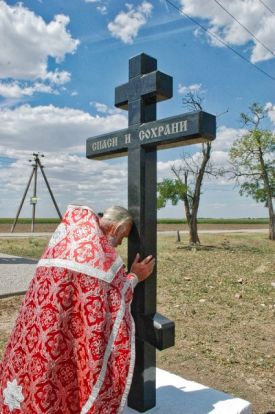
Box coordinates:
[11,153,62,233]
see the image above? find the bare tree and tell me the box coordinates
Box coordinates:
[158,91,224,244]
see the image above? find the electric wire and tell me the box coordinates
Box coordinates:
[258,0,275,15]
[165,0,275,82]
[213,0,275,58]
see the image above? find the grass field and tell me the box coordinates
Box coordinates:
[0,233,274,413]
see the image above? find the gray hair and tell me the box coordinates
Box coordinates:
[102,206,133,227]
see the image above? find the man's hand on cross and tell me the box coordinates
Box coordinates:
[130,253,155,282]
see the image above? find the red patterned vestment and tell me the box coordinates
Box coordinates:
[0,205,138,414]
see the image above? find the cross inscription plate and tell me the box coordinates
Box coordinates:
[86,53,216,412]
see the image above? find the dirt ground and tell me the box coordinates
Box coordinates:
[0,222,269,233]
[0,223,58,233]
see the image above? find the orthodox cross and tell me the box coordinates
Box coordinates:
[86,53,216,412]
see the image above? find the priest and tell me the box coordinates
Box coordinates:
[0,204,155,414]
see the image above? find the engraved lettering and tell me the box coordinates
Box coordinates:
[150,127,158,138]
[91,137,118,152]
[139,130,145,141]
[138,119,189,143]
[163,124,171,135]
[171,122,179,134]
[125,134,131,144]
[145,130,151,139]
[158,125,164,136]
[138,120,188,142]
[180,120,187,132]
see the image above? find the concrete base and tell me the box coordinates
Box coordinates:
[124,368,252,414]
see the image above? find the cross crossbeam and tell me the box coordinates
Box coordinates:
[86,111,215,159]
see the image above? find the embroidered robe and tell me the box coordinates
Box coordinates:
[0,205,137,414]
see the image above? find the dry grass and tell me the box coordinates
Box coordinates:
[0,236,50,259]
[155,234,275,414]
[0,233,274,414]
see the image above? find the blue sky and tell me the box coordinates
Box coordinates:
[0,0,275,218]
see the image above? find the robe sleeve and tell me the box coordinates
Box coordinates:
[127,272,139,289]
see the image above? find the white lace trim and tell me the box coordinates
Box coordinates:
[128,273,139,289]
[37,257,123,283]
[48,223,67,248]
[118,290,136,413]
[80,279,133,414]
[3,378,24,411]
[67,204,97,214]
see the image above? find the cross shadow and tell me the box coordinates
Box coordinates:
[125,382,251,413]
[0,257,37,265]
[154,384,243,413]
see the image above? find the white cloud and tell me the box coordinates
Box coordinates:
[107,1,153,44]
[157,150,231,187]
[90,101,109,113]
[178,83,202,95]
[265,102,275,124]
[0,104,127,152]
[84,0,108,14]
[0,151,128,217]
[0,103,129,216]
[0,81,55,98]
[44,71,71,85]
[179,0,275,63]
[212,125,245,151]
[89,101,122,115]
[97,5,107,15]
[0,1,79,80]
[84,0,107,14]
[0,69,71,98]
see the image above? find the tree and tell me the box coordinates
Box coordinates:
[157,91,223,244]
[229,103,275,240]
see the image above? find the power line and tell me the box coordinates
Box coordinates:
[258,0,275,15]
[165,0,275,82]
[213,0,275,58]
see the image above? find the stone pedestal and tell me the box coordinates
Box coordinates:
[124,368,252,414]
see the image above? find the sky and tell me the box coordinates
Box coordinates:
[0,0,275,219]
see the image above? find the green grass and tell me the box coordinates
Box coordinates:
[0,218,61,224]
[0,217,269,224]
[0,237,50,259]
[157,217,269,224]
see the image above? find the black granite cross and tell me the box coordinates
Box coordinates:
[86,53,216,412]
